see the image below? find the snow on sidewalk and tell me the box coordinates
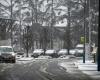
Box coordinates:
[58,59,100,79]
[74,60,100,79]
[58,62,80,74]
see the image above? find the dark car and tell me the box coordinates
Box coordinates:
[16,52,24,59]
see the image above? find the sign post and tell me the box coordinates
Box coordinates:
[80,37,86,63]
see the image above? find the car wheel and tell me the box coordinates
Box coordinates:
[12,59,16,63]
[0,57,2,63]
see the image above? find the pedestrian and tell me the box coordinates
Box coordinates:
[91,47,97,63]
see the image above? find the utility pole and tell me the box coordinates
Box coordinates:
[67,6,71,55]
[35,0,38,23]
[10,0,13,47]
[19,0,22,51]
[31,8,34,51]
[88,0,92,59]
[96,0,100,71]
[83,0,86,63]
[98,29,100,71]
[50,0,54,49]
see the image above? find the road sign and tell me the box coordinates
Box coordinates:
[80,37,86,44]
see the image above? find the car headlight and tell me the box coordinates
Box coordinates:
[12,53,16,56]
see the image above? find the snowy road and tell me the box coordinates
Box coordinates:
[0,58,99,80]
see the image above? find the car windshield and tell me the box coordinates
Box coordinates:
[0,47,13,52]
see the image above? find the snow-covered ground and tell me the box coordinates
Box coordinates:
[74,60,100,78]
[35,56,52,59]
[59,59,100,79]
[58,55,75,59]
[17,57,34,61]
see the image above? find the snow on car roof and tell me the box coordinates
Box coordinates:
[33,49,44,53]
[76,44,84,47]
[69,49,75,52]
[0,46,12,48]
[58,49,67,52]
[57,49,67,55]
[45,50,55,54]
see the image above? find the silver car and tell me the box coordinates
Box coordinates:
[0,46,16,63]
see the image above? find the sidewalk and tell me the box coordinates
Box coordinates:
[74,60,100,79]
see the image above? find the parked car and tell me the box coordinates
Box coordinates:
[69,49,76,55]
[0,46,16,63]
[74,44,84,57]
[32,49,44,58]
[45,49,58,58]
[16,52,24,59]
[58,49,68,57]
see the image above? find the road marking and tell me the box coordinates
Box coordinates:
[39,62,56,77]
[36,71,50,80]
[58,62,81,74]
[59,66,67,72]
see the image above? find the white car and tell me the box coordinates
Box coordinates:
[75,44,84,56]
[69,49,76,55]
[58,49,68,56]
[0,46,16,63]
[45,50,56,54]
[16,52,24,59]
[32,49,44,58]
[45,49,57,58]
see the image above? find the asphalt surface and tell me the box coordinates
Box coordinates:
[0,58,99,80]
